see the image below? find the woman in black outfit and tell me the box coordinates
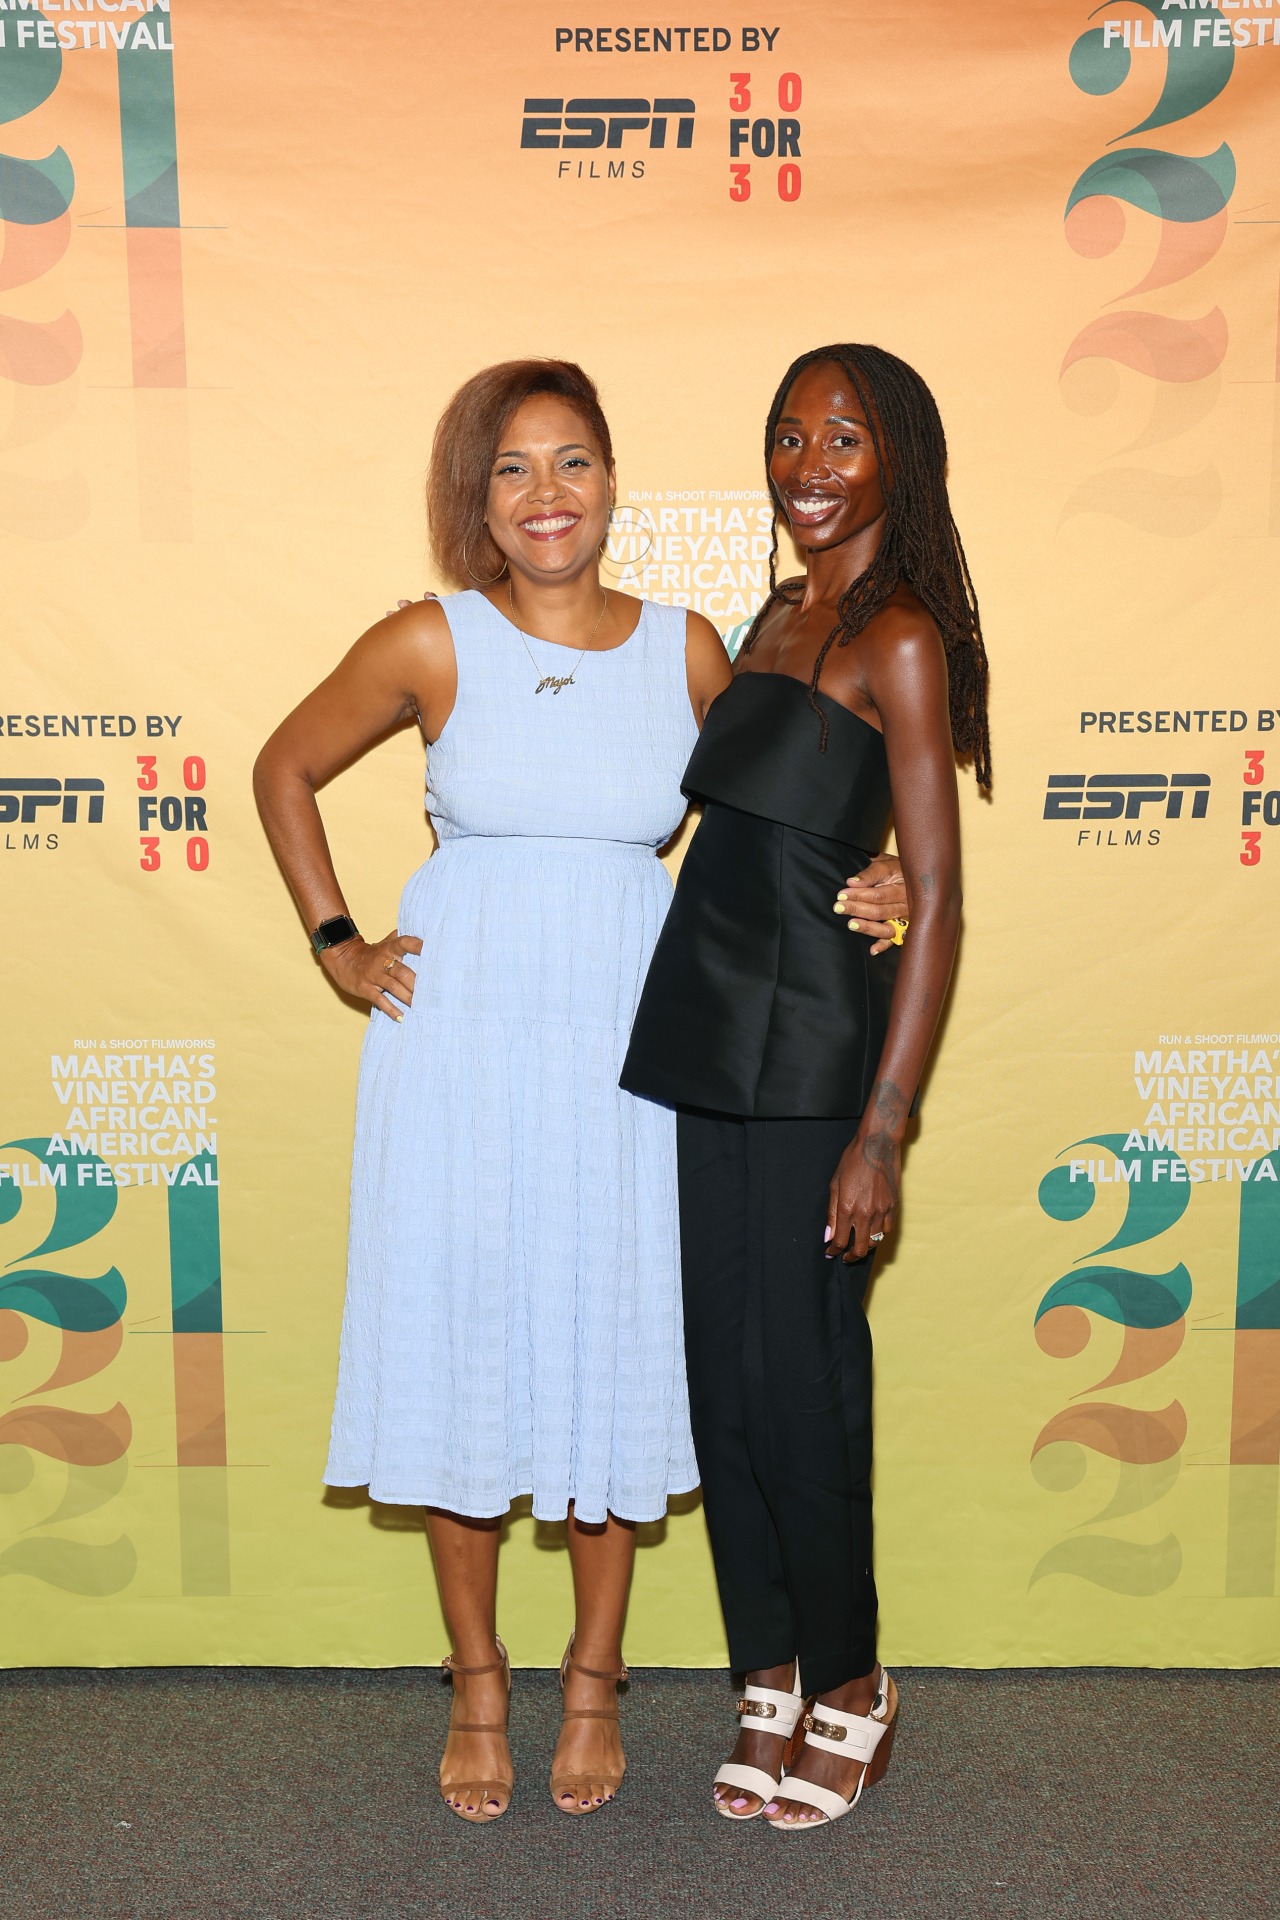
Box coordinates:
[622,344,991,1833]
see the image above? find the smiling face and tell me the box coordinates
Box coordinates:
[768,359,889,557]
[484,393,615,583]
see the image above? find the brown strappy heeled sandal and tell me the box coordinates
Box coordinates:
[439,1638,512,1822]
[549,1634,628,1815]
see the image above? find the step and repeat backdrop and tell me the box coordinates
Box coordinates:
[1,0,1277,1667]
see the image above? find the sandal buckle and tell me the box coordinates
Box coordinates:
[736,1698,778,1720]
[804,1712,847,1741]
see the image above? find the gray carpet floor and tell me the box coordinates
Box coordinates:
[0,1669,1274,1920]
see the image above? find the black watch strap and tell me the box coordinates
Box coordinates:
[311,913,360,954]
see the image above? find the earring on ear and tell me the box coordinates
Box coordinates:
[600,505,655,569]
[462,521,508,586]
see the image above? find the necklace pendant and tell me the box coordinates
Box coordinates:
[536,672,576,695]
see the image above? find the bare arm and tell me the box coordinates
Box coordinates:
[684,609,734,724]
[252,600,456,1016]
[827,610,962,1262]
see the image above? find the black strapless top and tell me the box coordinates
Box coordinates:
[620,672,900,1118]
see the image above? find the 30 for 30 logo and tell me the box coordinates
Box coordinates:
[727,69,802,202]
[137,753,211,874]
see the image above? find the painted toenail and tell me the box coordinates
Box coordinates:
[764,1802,779,1814]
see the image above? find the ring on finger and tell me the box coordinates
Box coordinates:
[869,1231,885,1243]
[383,957,397,972]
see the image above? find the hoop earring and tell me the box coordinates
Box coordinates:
[599,504,655,570]
[461,530,508,585]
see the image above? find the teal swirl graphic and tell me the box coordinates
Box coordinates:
[0,1269,125,1333]
[1035,1262,1191,1330]
[0,149,73,225]
[1066,145,1235,224]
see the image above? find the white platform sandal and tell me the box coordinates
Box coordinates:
[713,1666,806,1820]
[767,1669,898,1832]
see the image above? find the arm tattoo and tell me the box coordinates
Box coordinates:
[862,1079,907,1204]
[870,1079,908,1134]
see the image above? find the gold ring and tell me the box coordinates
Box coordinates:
[383,957,397,972]
[887,917,909,947]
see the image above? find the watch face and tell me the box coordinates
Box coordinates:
[314,915,358,949]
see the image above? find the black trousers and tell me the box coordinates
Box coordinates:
[677,1109,878,1696]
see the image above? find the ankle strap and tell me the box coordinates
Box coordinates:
[441,1650,507,1677]
[560,1633,627,1684]
[566,1653,628,1683]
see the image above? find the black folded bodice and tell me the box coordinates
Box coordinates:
[621,671,901,1119]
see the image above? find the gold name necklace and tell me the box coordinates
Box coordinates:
[508,581,609,694]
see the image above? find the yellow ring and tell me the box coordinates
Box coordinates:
[887,917,909,947]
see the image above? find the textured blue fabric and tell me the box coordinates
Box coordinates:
[325,590,701,1522]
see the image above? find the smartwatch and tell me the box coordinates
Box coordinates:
[311,913,360,954]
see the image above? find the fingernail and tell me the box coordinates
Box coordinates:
[836,890,847,900]
[824,1225,833,1242]
[833,902,845,914]
[394,1013,404,1024]
[848,919,860,931]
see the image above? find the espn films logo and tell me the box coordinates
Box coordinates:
[1,776,104,822]
[522,97,695,177]
[1044,772,1209,847]
[1,776,104,851]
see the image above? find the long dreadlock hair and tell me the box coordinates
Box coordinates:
[740,343,991,788]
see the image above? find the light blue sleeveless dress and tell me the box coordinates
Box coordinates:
[325,590,701,1523]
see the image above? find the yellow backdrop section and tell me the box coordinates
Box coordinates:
[1,0,1277,1666]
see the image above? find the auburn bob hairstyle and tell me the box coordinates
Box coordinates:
[427,359,614,590]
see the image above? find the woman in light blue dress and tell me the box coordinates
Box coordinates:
[254,359,734,1824]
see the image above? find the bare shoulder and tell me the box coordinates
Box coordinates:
[683,607,729,662]
[342,594,454,678]
[683,608,733,721]
[860,589,946,684]
[321,596,457,741]
[376,593,454,653]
